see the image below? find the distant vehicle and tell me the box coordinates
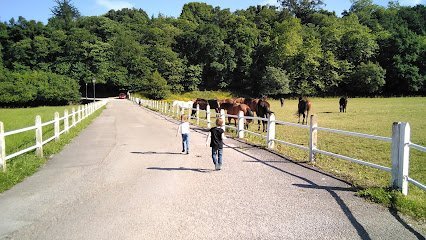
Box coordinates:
[119,93,127,99]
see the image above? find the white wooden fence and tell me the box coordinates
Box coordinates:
[131,96,425,196]
[0,100,107,172]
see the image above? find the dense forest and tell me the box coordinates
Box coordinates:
[0,0,425,105]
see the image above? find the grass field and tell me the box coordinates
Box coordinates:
[0,106,80,155]
[157,95,425,220]
[0,105,105,192]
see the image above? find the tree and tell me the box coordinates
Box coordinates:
[258,66,290,96]
[182,64,202,91]
[279,0,324,21]
[348,62,385,95]
[339,14,378,65]
[48,0,81,30]
[144,71,170,99]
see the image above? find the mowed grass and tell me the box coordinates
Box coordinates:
[0,105,105,192]
[1,106,80,155]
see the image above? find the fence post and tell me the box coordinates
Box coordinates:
[238,111,244,138]
[309,115,318,162]
[196,104,200,125]
[77,106,81,123]
[54,112,60,141]
[391,122,411,195]
[35,115,43,158]
[64,109,69,133]
[220,109,226,131]
[72,108,76,127]
[206,105,211,128]
[0,122,6,172]
[267,113,275,149]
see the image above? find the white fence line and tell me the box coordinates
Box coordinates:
[130,97,426,195]
[0,100,108,172]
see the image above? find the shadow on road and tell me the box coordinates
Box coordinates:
[232,146,373,240]
[147,167,214,173]
[233,145,425,240]
[131,151,182,155]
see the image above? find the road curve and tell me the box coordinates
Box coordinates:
[0,99,424,240]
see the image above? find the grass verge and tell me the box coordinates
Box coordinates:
[0,106,105,193]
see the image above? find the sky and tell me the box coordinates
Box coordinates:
[0,0,424,24]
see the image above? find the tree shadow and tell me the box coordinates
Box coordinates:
[232,147,373,239]
[131,151,182,155]
[147,167,214,173]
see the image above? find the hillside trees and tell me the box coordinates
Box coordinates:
[0,0,425,105]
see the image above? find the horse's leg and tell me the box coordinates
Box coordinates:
[258,118,261,131]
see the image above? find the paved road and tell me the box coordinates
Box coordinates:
[0,99,424,240]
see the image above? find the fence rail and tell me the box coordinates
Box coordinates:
[0,100,107,171]
[130,96,425,195]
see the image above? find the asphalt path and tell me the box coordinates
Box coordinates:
[0,99,424,240]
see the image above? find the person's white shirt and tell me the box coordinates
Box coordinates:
[177,122,190,135]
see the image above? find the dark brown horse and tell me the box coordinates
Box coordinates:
[298,97,312,125]
[243,98,259,114]
[256,99,273,132]
[339,97,348,113]
[192,98,221,116]
[208,99,221,113]
[192,98,208,116]
[221,103,254,129]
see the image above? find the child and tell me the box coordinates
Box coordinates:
[206,118,227,170]
[177,114,190,154]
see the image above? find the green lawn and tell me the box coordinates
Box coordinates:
[0,106,81,156]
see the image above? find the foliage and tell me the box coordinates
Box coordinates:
[48,0,81,30]
[348,62,386,95]
[0,69,80,106]
[0,1,425,102]
[143,71,170,99]
[259,66,290,96]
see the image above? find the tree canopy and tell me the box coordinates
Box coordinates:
[0,0,424,105]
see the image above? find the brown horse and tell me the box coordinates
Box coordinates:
[191,98,221,116]
[221,103,254,129]
[298,97,312,125]
[233,97,245,104]
[192,98,208,116]
[243,98,259,114]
